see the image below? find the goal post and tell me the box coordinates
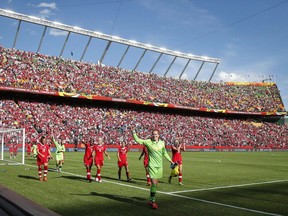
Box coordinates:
[0,128,25,165]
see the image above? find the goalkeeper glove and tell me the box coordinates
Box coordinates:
[170,162,178,169]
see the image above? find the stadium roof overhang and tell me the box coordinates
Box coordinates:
[0,8,220,81]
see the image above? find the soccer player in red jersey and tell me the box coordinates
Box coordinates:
[12,142,18,158]
[36,136,53,181]
[81,138,94,182]
[26,141,32,157]
[168,139,186,185]
[117,141,131,182]
[93,137,110,183]
[139,146,151,186]
[9,141,14,159]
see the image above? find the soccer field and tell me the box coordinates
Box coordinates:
[0,151,288,216]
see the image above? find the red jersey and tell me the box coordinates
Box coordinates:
[94,145,106,161]
[84,144,94,159]
[26,143,31,153]
[9,143,14,153]
[118,146,128,167]
[8,142,17,152]
[118,146,128,162]
[37,143,50,165]
[84,144,94,166]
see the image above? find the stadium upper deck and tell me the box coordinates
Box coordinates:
[0,46,286,115]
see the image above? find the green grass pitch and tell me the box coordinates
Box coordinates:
[0,151,288,216]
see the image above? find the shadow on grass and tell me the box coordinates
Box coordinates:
[90,191,146,207]
[101,176,156,185]
[130,177,165,184]
[18,175,39,180]
[60,175,88,182]
[101,175,138,184]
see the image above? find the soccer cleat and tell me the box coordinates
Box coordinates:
[179,182,183,186]
[148,201,158,209]
[43,176,47,181]
[99,179,102,183]
[168,176,172,184]
[147,182,151,186]
[127,178,132,182]
[39,177,42,181]
[95,177,99,182]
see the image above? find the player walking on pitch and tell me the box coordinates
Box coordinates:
[132,128,174,209]
[117,141,131,182]
[139,146,151,186]
[168,139,185,185]
[36,136,53,181]
[52,136,66,172]
[32,141,37,158]
[93,137,110,183]
[81,138,94,182]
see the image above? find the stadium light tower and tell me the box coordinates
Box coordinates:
[0,8,221,81]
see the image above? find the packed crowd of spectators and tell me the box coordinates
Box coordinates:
[1,46,287,148]
[0,46,285,113]
[0,99,287,148]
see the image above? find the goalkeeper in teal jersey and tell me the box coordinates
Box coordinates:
[132,128,174,209]
[51,137,66,172]
[32,142,38,159]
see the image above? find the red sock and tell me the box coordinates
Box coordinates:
[87,169,91,180]
[97,169,101,179]
[44,165,48,176]
[146,171,151,183]
[179,172,182,182]
[38,167,42,178]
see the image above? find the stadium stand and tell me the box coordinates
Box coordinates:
[0,96,287,148]
[0,46,285,113]
[0,46,288,149]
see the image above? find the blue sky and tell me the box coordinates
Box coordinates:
[0,0,288,110]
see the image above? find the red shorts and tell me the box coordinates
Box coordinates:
[95,159,104,167]
[173,160,182,165]
[118,160,128,167]
[84,156,93,166]
[37,156,48,165]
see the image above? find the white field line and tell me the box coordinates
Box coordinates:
[169,179,288,194]
[161,192,282,216]
[24,164,284,216]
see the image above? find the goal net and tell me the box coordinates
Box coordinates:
[0,128,25,165]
